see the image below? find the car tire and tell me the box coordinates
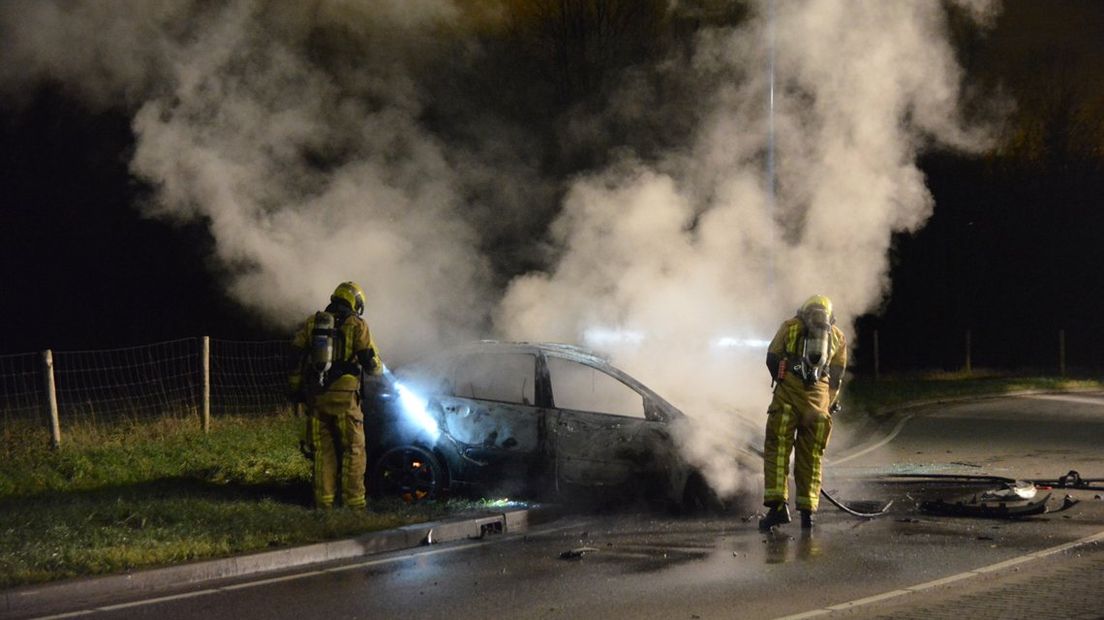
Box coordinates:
[679,472,725,515]
[369,445,447,503]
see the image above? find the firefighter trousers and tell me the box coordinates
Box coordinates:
[762,400,832,512]
[308,389,366,509]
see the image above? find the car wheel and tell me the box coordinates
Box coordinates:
[370,445,446,503]
[680,472,725,514]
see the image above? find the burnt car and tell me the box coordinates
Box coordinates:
[361,341,721,510]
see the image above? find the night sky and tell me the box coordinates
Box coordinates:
[1,1,1102,375]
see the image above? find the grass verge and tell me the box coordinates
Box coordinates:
[0,414,497,589]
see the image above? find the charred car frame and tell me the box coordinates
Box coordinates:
[361,341,720,510]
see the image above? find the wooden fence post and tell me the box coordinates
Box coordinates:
[873,329,880,381]
[964,329,972,375]
[201,336,211,433]
[43,349,61,449]
[1059,329,1066,377]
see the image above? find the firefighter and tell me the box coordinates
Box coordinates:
[289,281,383,509]
[759,295,847,531]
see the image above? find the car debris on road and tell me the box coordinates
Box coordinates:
[878,472,1092,519]
[559,546,600,560]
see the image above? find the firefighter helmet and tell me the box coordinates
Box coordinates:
[799,295,834,327]
[331,281,366,316]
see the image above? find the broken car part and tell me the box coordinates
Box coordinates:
[980,479,1037,501]
[1037,470,1104,491]
[883,471,1104,492]
[559,546,599,560]
[919,493,1051,518]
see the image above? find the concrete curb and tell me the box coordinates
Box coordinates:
[1,505,561,618]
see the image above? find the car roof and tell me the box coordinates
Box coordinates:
[439,340,612,366]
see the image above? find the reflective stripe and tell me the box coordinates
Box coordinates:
[799,417,831,511]
[338,318,352,362]
[311,416,327,507]
[773,407,791,496]
[339,412,354,501]
[764,404,794,503]
[785,322,802,355]
[810,417,828,481]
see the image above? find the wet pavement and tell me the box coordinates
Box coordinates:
[25,392,1104,620]
[845,539,1104,620]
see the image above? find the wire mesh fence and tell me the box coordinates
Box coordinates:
[53,339,201,427]
[211,339,290,416]
[2,327,1096,449]
[0,338,292,448]
[0,352,45,432]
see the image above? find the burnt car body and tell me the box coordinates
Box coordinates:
[361,341,717,509]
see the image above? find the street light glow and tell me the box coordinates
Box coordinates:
[583,327,645,346]
[713,337,771,349]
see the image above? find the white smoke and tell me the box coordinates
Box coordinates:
[1,0,501,361]
[127,2,494,359]
[496,0,999,497]
[0,0,185,108]
[1,0,1000,497]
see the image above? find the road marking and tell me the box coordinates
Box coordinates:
[827,413,915,465]
[32,543,490,618]
[34,523,582,619]
[828,392,1104,467]
[1024,394,1104,406]
[772,529,1104,620]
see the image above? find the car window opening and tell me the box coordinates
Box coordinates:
[547,356,646,419]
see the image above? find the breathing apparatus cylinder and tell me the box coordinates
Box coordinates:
[799,305,832,384]
[801,328,830,382]
[310,311,336,388]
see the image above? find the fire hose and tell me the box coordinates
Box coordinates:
[820,488,893,518]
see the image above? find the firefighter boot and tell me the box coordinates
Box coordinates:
[800,509,814,529]
[759,503,791,531]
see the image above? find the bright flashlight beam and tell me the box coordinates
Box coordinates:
[394,381,440,442]
[714,337,771,349]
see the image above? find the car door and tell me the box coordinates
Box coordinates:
[434,351,546,486]
[546,355,661,488]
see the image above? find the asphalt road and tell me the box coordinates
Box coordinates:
[28,393,1104,620]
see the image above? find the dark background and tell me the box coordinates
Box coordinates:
[2,0,1102,376]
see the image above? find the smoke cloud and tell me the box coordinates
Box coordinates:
[495,0,999,495]
[0,0,999,497]
[0,0,538,359]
